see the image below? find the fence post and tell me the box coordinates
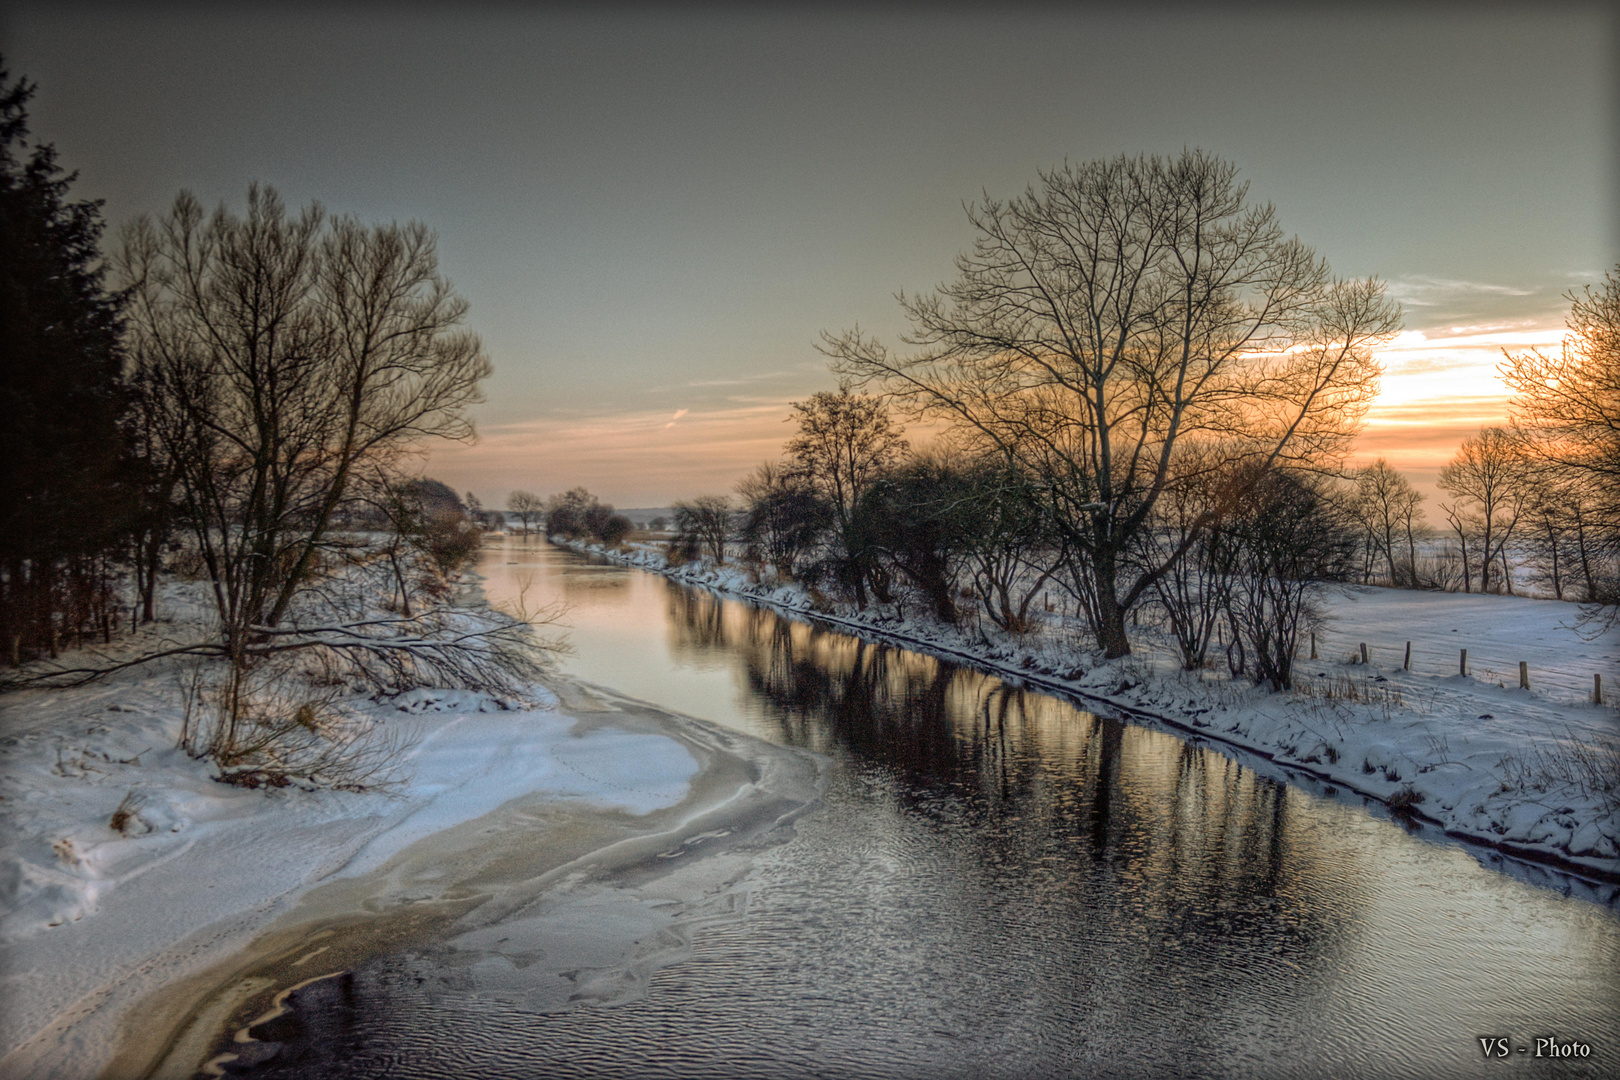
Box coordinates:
[1359,642,1369,665]
[1519,661,1529,690]
[1310,633,1317,660]
[1403,642,1411,671]
[1595,674,1604,705]
[1460,648,1467,676]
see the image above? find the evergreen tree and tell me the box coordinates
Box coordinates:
[0,61,139,661]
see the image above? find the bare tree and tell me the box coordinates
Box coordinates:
[823,151,1399,656]
[959,456,1061,635]
[1521,474,1577,600]
[507,490,543,535]
[543,487,599,537]
[1222,466,1356,690]
[784,389,908,606]
[672,495,734,565]
[1502,267,1620,623]
[1139,443,1242,668]
[1348,459,1425,586]
[1438,426,1528,595]
[736,460,831,578]
[1501,268,1620,518]
[116,185,490,661]
[858,447,981,624]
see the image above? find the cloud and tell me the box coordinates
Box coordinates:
[1344,320,1557,482]
[1368,324,1563,407]
[1386,276,1537,307]
[664,408,689,429]
[686,370,791,388]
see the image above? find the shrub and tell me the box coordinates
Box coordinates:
[1388,785,1425,817]
[180,656,417,792]
[420,513,481,576]
[598,513,633,546]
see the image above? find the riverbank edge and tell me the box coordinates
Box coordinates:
[0,562,823,1080]
[101,679,829,1080]
[559,537,1620,890]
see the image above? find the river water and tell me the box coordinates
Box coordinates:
[198,538,1620,1079]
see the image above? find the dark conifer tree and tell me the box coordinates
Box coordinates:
[0,62,139,661]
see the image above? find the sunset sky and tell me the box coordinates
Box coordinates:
[4,4,1614,509]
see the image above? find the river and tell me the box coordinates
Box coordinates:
[185,537,1620,1078]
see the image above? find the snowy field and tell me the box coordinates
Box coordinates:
[0,582,735,1078]
[575,540,1620,894]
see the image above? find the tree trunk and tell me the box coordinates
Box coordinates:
[1093,548,1132,658]
[1571,509,1596,601]
[1550,529,1563,599]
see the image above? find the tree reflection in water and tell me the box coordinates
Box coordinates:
[662,582,1347,1005]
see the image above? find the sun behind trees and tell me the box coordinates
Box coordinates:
[822,150,1400,657]
[1501,268,1620,617]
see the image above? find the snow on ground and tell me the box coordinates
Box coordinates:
[1314,587,1613,704]
[572,538,1620,892]
[0,581,701,1074]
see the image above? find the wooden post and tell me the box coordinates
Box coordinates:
[1519,661,1529,690]
[1460,648,1467,676]
[1403,641,1411,671]
[1359,642,1369,665]
[1310,632,1317,660]
[1597,674,1605,705]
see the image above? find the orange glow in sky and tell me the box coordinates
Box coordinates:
[426,400,805,508]
[1351,321,1564,498]
[426,319,1565,510]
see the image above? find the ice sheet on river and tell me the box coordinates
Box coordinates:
[0,624,825,1080]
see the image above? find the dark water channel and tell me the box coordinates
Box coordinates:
[218,539,1620,1079]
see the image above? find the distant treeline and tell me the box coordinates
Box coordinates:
[503,487,633,545]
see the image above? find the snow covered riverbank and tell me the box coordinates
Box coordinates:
[0,580,814,1079]
[567,538,1620,893]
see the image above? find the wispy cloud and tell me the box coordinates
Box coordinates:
[664,408,689,429]
[686,370,791,388]
[1370,325,1563,386]
[1387,275,1537,307]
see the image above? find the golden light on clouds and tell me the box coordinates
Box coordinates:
[1351,323,1564,489]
